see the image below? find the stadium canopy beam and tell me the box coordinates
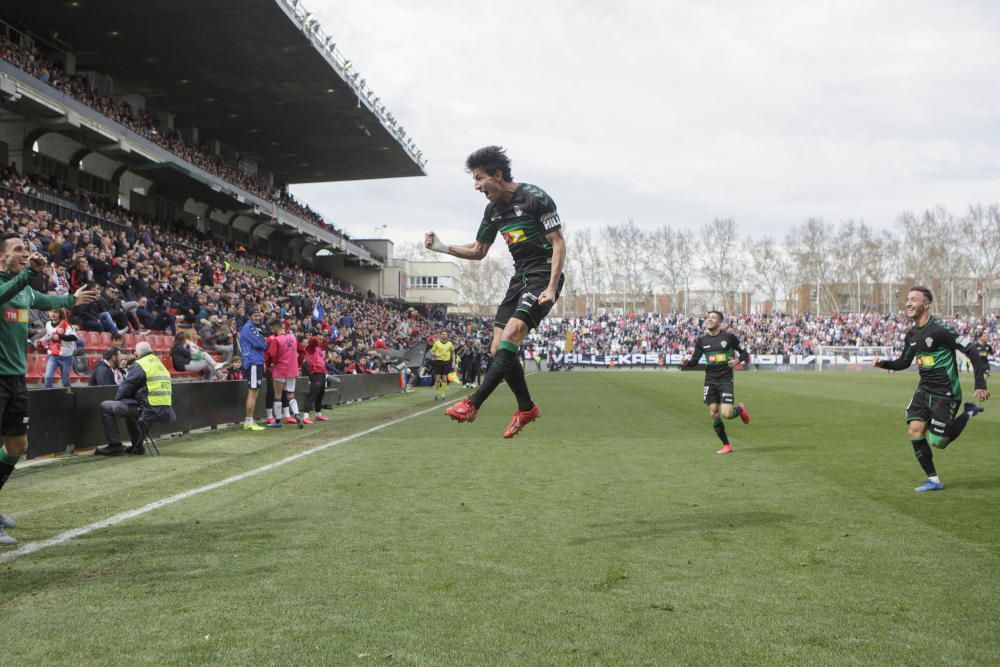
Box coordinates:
[0,1,425,184]
[68,147,91,169]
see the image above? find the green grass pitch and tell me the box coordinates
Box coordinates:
[1,370,998,665]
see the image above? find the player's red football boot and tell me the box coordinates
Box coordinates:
[503,403,541,439]
[301,416,314,425]
[717,443,733,454]
[283,416,297,425]
[266,417,277,425]
[738,403,750,424]
[446,397,478,423]
[314,414,329,422]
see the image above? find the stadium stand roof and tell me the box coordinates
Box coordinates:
[1,0,425,185]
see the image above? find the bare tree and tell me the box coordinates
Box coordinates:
[604,219,649,313]
[748,235,791,309]
[963,203,1000,315]
[699,218,744,311]
[786,218,834,313]
[567,227,605,315]
[647,225,697,312]
[456,255,509,314]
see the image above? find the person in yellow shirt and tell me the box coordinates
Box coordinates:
[429,331,456,400]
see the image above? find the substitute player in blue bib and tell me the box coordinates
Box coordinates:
[683,310,751,454]
[425,146,565,438]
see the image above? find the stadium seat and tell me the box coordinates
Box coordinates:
[99,332,113,347]
[123,333,138,351]
[80,331,103,349]
[26,354,44,384]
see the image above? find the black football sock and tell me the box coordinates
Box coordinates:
[728,405,743,420]
[911,439,936,477]
[471,347,516,409]
[0,450,19,493]
[502,342,534,411]
[949,411,972,442]
[712,418,728,444]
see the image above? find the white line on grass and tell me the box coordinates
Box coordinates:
[0,397,465,565]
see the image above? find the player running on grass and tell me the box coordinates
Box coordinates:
[874,286,989,492]
[683,310,751,454]
[425,146,565,438]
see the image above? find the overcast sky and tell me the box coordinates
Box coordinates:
[290,0,1000,247]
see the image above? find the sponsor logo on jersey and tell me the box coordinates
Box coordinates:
[916,354,935,367]
[490,213,502,222]
[501,229,526,245]
[930,419,946,427]
[540,212,561,230]
[3,308,28,323]
[709,353,728,363]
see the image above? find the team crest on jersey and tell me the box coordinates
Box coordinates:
[925,337,933,347]
[513,205,523,217]
[721,340,728,348]
[501,229,526,245]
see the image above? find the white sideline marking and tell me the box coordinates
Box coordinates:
[0,397,461,565]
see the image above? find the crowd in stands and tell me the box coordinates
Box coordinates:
[0,163,483,384]
[0,33,346,237]
[527,312,1000,359]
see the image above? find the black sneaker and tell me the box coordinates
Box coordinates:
[126,444,146,456]
[94,444,126,457]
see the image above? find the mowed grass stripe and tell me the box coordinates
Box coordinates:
[1,371,998,666]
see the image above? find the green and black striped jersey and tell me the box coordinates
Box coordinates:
[476,183,561,275]
[686,331,749,384]
[880,317,988,399]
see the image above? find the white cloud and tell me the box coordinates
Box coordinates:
[292,0,1000,244]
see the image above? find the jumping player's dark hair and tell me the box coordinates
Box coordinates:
[707,310,724,320]
[908,286,934,303]
[466,145,513,182]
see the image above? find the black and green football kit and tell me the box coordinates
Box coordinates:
[686,332,749,405]
[0,266,74,526]
[467,182,564,415]
[879,317,988,439]
[476,183,564,330]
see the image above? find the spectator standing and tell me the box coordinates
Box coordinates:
[37,308,78,388]
[238,310,267,431]
[301,334,330,423]
[265,319,303,428]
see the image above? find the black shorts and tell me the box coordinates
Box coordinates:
[430,360,452,375]
[495,272,565,330]
[0,375,29,436]
[703,383,735,406]
[245,364,265,390]
[906,389,960,438]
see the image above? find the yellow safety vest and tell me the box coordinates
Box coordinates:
[135,354,172,407]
